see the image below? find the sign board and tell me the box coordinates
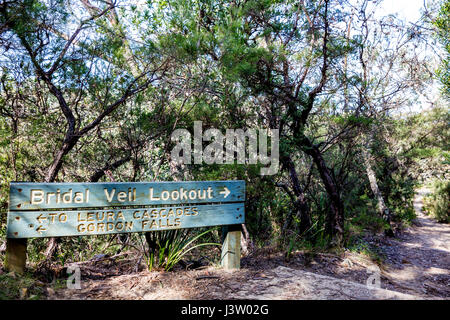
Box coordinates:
[7,181,245,239]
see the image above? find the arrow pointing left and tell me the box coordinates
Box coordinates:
[36,225,47,234]
[36,214,47,224]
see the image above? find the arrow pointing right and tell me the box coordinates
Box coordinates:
[219,187,231,199]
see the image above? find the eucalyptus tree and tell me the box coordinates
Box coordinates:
[339,0,438,233]
[155,0,361,245]
[0,0,184,258]
[0,0,174,181]
[432,0,449,98]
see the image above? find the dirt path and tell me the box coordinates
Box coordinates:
[50,188,449,300]
[378,187,450,297]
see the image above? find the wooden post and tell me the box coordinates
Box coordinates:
[5,238,27,274]
[221,224,241,270]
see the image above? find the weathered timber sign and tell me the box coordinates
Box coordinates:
[9,181,244,210]
[5,180,245,273]
[7,181,245,238]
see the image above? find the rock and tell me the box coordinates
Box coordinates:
[232,266,420,300]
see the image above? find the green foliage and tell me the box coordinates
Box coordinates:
[350,206,386,233]
[0,272,45,300]
[332,115,373,127]
[145,228,220,271]
[346,237,384,264]
[386,179,417,224]
[423,180,450,223]
[0,0,447,271]
[433,0,450,98]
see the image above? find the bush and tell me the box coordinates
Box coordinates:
[145,228,220,271]
[423,180,450,223]
[0,272,46,300]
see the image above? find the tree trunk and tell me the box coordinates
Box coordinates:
[280,155,312,237]
[362,147,394,236]
[43,139,79,260]
[90,156,131,182]
[240,223,254,256]
[301,137,344,245]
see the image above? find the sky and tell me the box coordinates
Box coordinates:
[378,0,425,22]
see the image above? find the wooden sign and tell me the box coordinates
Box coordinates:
[5,180,245,273]
[7,181,245,238]
[8,181,244,210]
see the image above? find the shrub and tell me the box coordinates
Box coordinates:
[145,228,220,271]
[423,180,450,223]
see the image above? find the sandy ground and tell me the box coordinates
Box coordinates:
[379,187,449,297]
[48,188,449,300]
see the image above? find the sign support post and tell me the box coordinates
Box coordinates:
[221,224,241,270]
[5,238,27,274]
